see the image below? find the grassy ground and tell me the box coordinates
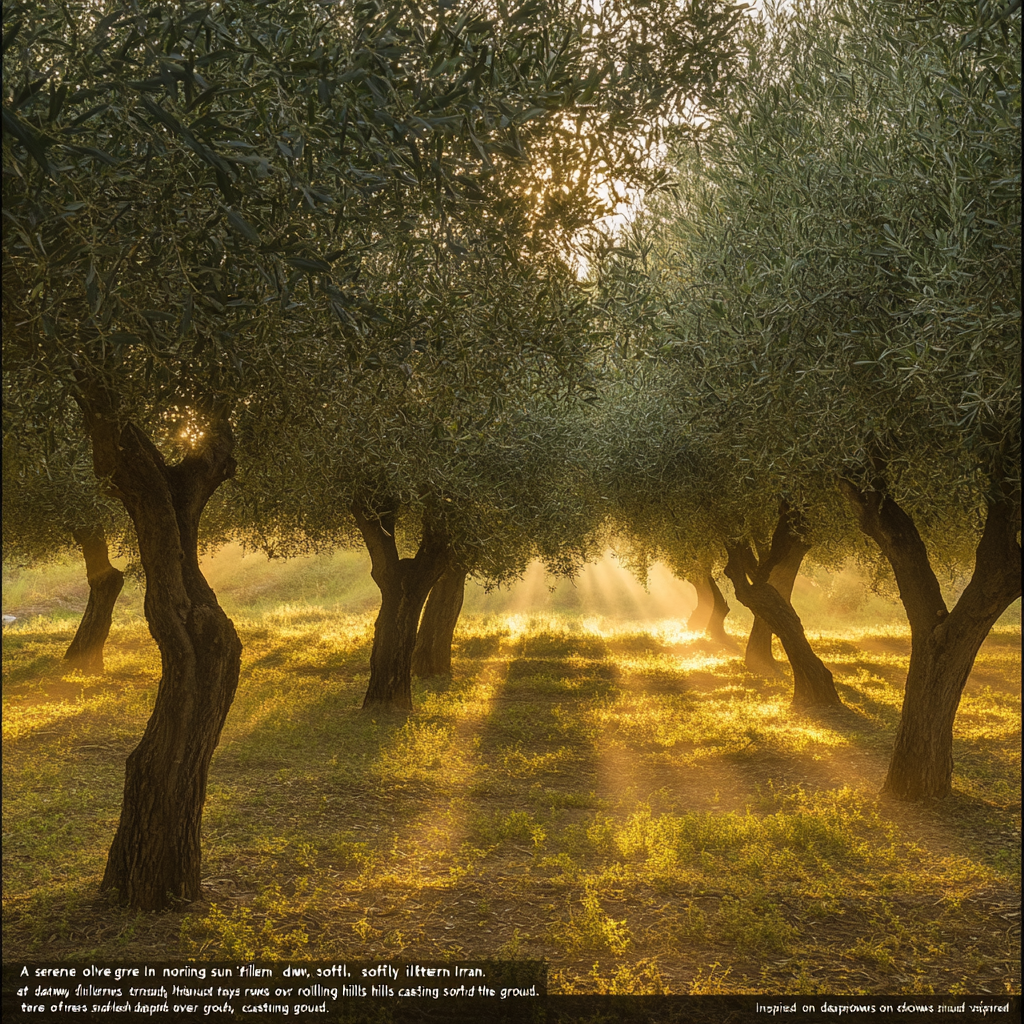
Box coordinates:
[2,552,1020,996]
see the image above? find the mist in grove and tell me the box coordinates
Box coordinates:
[3,0,1020,998]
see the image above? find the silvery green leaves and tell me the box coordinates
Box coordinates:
[642,0,1019,560]
[4,0,745,426]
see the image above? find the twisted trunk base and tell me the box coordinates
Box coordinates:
[724,509,840,708]
[688,573,730,642]
[80,388,240,910]
[842,483,1020,800]
[705,575,730,643]
[354,500,450,709]
[745,539,805,677]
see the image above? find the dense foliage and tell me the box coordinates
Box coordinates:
[2,0,748,908]
[598,0,1020,797]
[644,0,1019,528]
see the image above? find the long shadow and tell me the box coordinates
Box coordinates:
[384,632,627,965]
[964,662,1023,695]
[248,633,373,674]
[945,730,1022,800]
[3,653,70,688]
[848,634,912,658]
[206,620,1019,984]
[604,633,673,657]
[199,632,627,961]
[804,690,901,739]
[481,650,619,756]
[833,656,908,687]
[192,624,559,923]
[811,637,864,658]
[714,695,901,796]
[718,687,1021,875]
[504,657,617,687]
[512,630,611,660]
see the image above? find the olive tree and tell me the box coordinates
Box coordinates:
[2,404,132,672]
[651,0,1020,798]
[222,0,749,708]
[591,360,844,705]
[231,232,605,706]
[4,0,632,906]
[412,402,601,678]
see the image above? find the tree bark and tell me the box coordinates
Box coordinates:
[63,524,124,674]
[724,510,841,707]
[353,499,450,709]
[744,616,777,674]
[841,484,1021,801]
[745,538,806,677]
[78,384,241,910]
[687,573,730,642]
[412,564,467,678]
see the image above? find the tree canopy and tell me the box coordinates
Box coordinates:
[3,0,1018,919]
[604,0,1021,797]
[3,0,748,909]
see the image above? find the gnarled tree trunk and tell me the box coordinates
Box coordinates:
[63,524,124,674]
[353,499,450,708]
[745,537,806,677]
[842,484,1021,801]
[412,564,467,678]
[744,616,777,675]
[79,386,241,910]
[724,509,840,707]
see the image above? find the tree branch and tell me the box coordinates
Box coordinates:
[839,479,947,633]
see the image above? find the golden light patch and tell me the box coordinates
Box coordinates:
[2,699,85,742]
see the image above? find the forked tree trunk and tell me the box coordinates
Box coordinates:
[724,510,841,707]
[687,573,730,641]
[842,484,1021,801]
[79,386,241,910]
[353,500,450,709]
[412,564,467,678]
[63,524,124,674]
[745,538,806,677]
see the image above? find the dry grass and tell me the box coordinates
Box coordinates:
[2,558,1020,997]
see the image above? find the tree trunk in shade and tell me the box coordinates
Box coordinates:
[842,482,1020,800]
[687,574,713,633]
[724,508,840,707]
[353,499,450,708]
[688,573,730,642]
[705,575,730,643]
[63,524,124,674]
[78,384,241,911]
[413,564,467,677]
[745,537,806,677]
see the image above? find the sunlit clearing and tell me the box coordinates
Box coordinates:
[484,552,696,631]
[504,611,569,638]
[4,551,1018,992]
[668,647,734,673]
